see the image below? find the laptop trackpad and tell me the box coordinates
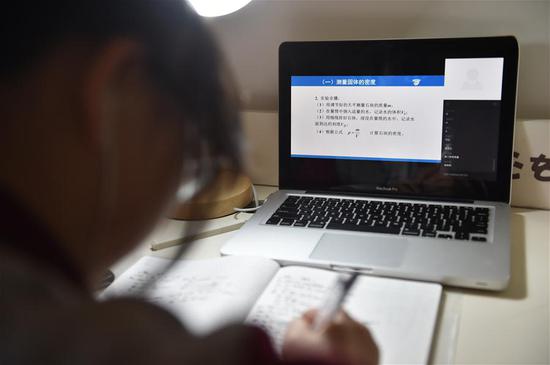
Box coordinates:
[309,233,407,268]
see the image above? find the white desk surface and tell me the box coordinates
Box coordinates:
[111,185,550,365]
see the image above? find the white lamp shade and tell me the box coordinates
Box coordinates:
[187,0,253,17]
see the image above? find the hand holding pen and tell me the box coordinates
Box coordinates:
[313,273,359,331]
[282,273,379,365]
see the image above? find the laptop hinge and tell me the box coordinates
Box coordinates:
[304,190,475,204]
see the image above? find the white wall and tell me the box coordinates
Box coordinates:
[207,0,550,119]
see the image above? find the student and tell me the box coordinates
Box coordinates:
[0,1,378,364]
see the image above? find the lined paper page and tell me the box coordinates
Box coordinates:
[101,256,279,335]
[246,266,442,365]
[245,267,330,350]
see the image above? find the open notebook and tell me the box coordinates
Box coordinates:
[101,256,442,365]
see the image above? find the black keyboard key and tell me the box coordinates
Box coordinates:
[422,231,437,237]
[454,232,469,240]
[308,222,325,228]
[438,233,453,239]
[474,221,488,228]
[471,236,487,242]
[419,222,431,230]
[331,217,345,224]
[452,225,463,232]
[293,220,308,227]
[476,215,489,223]
[327,222,401,235]
[403,229,420,236]
[276,213,299,220]
[279,219,294,226]
[266,217,280,225]
[280,206,298,212]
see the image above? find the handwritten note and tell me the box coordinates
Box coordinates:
[101,256,279,335]
[246,269,333,350]
[102,257,441,364]
[246,266,442,365]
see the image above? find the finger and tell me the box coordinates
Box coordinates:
[302,309,318,324]
[332,309,352,324]
[285,311,317,338]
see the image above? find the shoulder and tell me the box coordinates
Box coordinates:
[0,249,330,365]
[0,248,187,363]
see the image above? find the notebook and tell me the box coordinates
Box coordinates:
[101,256,442,364]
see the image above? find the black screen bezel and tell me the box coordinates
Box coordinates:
[278,36,519,203]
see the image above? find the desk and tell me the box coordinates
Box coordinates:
[111,185,550,364]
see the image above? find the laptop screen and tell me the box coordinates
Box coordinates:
[279,38,518,202]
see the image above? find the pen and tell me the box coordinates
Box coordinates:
[313,273,359,331]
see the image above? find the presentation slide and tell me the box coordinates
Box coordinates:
[290,58,503,164]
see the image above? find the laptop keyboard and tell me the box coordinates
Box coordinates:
[266,196,490,242]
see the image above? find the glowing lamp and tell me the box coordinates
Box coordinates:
[187,0,253,17]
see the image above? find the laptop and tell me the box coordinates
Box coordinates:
[222,36,519,291]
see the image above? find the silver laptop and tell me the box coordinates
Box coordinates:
[222,36,519,291]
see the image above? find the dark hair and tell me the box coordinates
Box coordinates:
[1,0,242,175]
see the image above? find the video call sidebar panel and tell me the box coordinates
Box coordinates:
[441,100,501,180]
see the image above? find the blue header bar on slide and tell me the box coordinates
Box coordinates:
[291,75,445,87]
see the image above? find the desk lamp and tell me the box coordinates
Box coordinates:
[187,0,253,17]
